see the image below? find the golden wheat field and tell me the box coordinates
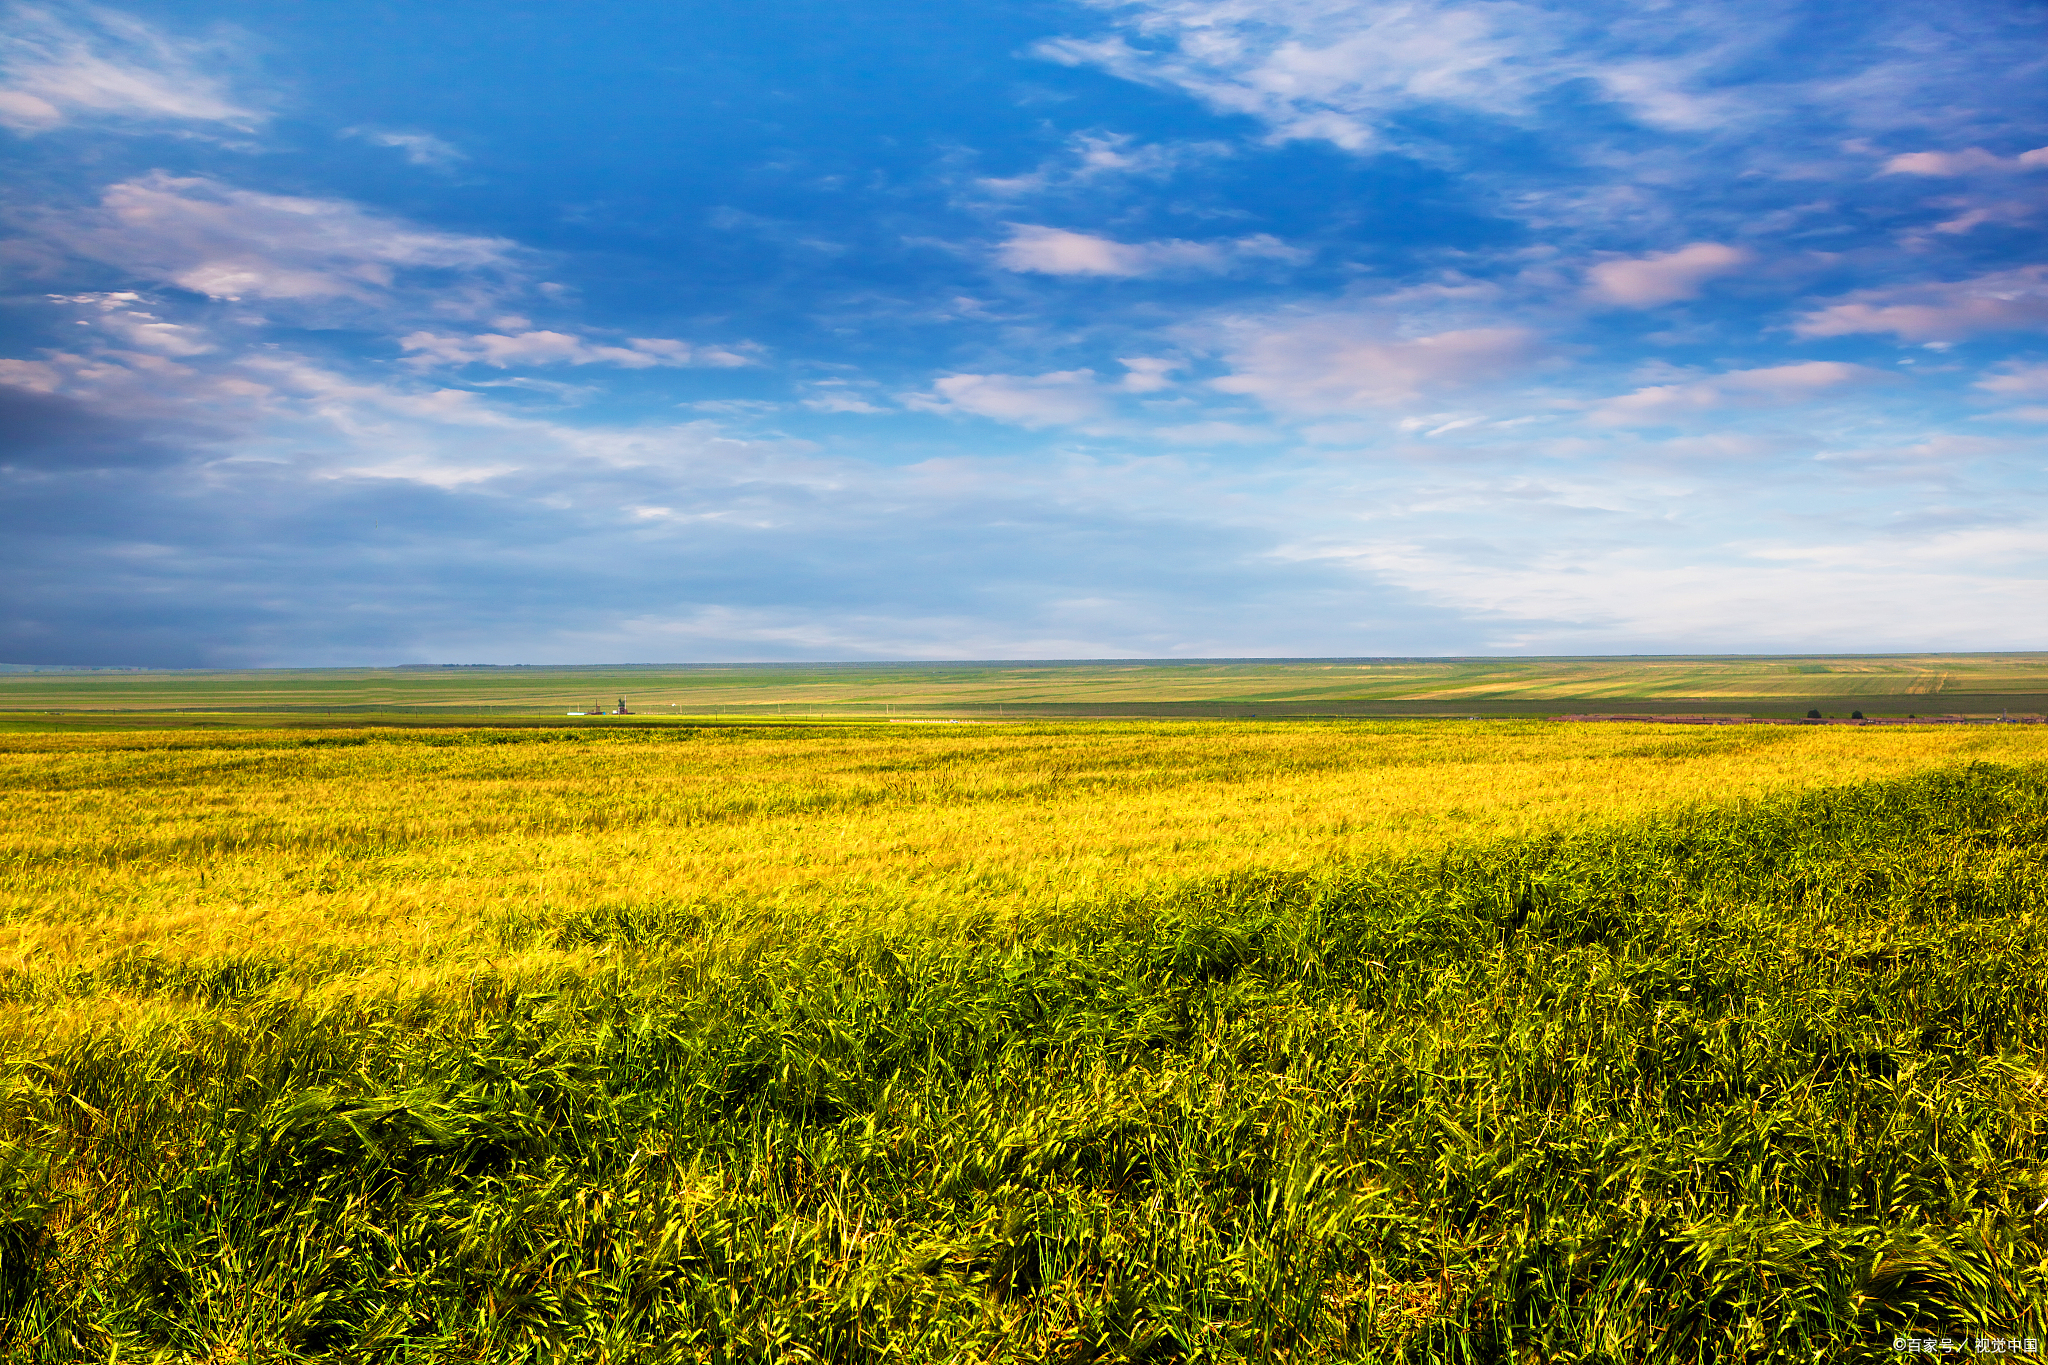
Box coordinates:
[4,717,2043,1032]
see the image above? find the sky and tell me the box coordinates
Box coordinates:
[1,0,2045,667]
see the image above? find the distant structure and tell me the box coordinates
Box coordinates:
[614,697,631,715]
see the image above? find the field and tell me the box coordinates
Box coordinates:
[5,652,2048,721]
[2,717,2046,1360]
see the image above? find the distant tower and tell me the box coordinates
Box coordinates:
[616,697,629,714]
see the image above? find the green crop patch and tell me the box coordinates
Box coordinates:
[0,762,2043,1361]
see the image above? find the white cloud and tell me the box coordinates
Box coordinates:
[1881,146,2048,176]
[1812,433,2012,473]
[1029,1,1809,156]
[0,5,256,132]
[1031,0,2048,261]
[1034,0,1555,151]
[580,603,1209,664]
[238,352,517,433]
[1405,413,1486,437]
[8,271,2042,663]
[1976,363,2048,398]
[1750,524,2048,571]
[0,85,54,127]
[1282,527,2048,652]
[49,290,212,355]
[1975,363,2048,420]
[50,173,518,309]
[1210,315,1542,414]
[800,394,884,414]
[398,330,753,370]
[1795,266,2048,342]
[1909,196,2042,239]
[908,370,1110,427]
[0,356,62,390]
[1584,242,1751,307]
[1118,356,1180,391]
[345,128,465,168]
[994,223,1301,277]
[1639,432,1785,462]
[687,398,780,415]
[1150,420,1269,444]
[1590,61,1744,132]
[800,382,888,414]
[1590,361,1880,425]
[972,131,1229,198]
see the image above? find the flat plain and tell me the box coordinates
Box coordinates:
[1,712,2045,1361]
[5,651,2047,721]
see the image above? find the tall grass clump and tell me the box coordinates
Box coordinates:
[0,759,2042,1360]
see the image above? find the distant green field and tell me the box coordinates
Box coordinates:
[2,653,2046,722]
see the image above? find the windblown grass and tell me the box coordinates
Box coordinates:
[0,722,2044,1360]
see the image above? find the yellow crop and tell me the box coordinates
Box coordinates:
[3,719,2042,1035]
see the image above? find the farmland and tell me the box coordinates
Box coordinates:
[4,651,2047,721]
[1,718,2046,1359]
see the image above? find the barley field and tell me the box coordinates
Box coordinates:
[2,719,2045,1360]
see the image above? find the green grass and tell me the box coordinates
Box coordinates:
[3,762,2044,1361]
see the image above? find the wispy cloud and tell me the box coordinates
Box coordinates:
[1210,313,1543,414]
[0,3,257,132]
[1043,0,2044,158]
[1590,362,1883,425]
[994,223,1302,277]
[1881,146,2048,176]
[1286,533,2048,652]
[972,131,1229,198]
[1033,0,2048,274]
[1795,266,2048,342]
[1034,0,1559,152]
[1584,243,1752,307]
[47,290,212,355]
[906,369,1111,426]
[799,382,889,414]
[46,173,517,312]
[344,127,465,168]
[1976,362,2048,397]
[399,330,754,370]
[1118,356,1180,392]
[1974,361,2048,420]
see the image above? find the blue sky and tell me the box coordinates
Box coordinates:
[1,0,2044,666]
